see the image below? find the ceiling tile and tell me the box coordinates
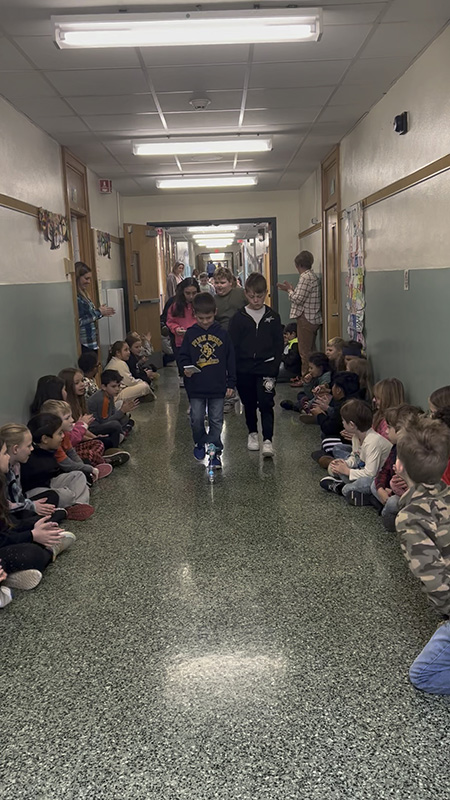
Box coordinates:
[249,61,350,89]
[85,163,127,175]
[343,56,412,86]
[64,142,117,161]
[253,25,372,62]
[150,65,246,93]
[164,111,240,131]
[158,90,242,113]
[247,87,334,109]
[328,83,386,106]
[361,21,445,58]
[323,3,388,24]
[0,37,33,69]
[382,0,450,22]
[83,114,164,132]
[318,104,369,124]
[142,44,249,67]
[34,116,90,134]
[0,71,57,98]
[68,94,157,115]
[13,36,142,69]
[242,108,320,126]
[109,177,143,195]
[43,69,150,96]
[10,96,75,117]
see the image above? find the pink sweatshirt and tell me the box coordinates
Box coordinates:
[68,420,88,446]
[167,303,196,347]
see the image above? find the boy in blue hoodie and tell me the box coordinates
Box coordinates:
[179,293,236,469]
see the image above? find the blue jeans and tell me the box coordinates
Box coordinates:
[341,475,373,498]
[370,480,400,531]
[409,621,450,694]
[332,444,352,459]
[190,397,224,450]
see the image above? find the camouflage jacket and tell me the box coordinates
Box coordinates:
[396,481,450,617]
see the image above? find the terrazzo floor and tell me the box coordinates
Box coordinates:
[1,368,450,799]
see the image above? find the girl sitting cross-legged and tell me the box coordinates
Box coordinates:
[105,341,154,401]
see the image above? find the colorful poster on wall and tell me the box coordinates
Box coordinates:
[38,208,69,250]
[97,230,111,259]
[345,202,366,347]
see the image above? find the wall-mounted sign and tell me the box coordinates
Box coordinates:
[99,179,113,194]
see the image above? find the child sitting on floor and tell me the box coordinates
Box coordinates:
[281,352,331,413]
[278,323,301,382]
[105,340,154,401]
[30,375,67,415]
[58,367,106,466]
[125,333,159,388]
[310,371,361,464]
[77,350,100,398]
[428,385,450,485]
[372,378,405,439]
[21,413,94,521]
[87,370,134,465]
[320,398,392,504]
[395,417,450,695]
[41,400,112,481]
[346,357,373,402]
[371,404,422,531]
[325,337,346,373]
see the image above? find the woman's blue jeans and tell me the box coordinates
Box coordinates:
[409,621,450,695]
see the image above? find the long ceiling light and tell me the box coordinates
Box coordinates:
[52,9,322,49]
[156,176,258,189]
[188,225,239,233]
[133,138,272,156]
[196,241,234,248]
[193,233,235,240]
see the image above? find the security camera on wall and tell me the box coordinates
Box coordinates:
[393,111,408,135]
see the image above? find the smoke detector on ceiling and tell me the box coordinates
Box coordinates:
[189,96,211,111]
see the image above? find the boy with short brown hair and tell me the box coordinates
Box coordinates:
[395,416,450,694]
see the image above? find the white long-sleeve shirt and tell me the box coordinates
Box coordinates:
[346,428,392,482]
[105,356,143,388]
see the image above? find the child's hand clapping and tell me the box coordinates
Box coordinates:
[330,459,350,476]
[121,398,139,414]
[31,517,64,548]
[0,563,7,583]
[340,429,353,441]
[81,413,94,426]
[33,497,56,516]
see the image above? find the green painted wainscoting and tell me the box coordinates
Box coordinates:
[0,281,78,424]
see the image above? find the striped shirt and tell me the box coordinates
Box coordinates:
[288,269,322,324]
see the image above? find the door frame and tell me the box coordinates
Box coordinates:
[146,217,279,312]
[321,146,341,340]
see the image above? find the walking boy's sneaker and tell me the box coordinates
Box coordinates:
[211,454,222,469]
[194,444,206,461]
[3,569,42,590]
[262,440,274,458]
[247,433,260,451]
[320,477,345,495]
[51,532,76,561]
[66,503,95,521]
[346,490,373,507]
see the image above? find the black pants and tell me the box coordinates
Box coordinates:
[0,542,52,574]
[236,373,276,441]
[89,420,122,449]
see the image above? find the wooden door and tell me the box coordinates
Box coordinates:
[123,224,162,352]
[321,146,341,340]
[324,207,340,338]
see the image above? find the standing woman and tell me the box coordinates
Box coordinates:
[166,261,185,300]
[76,262,115,353]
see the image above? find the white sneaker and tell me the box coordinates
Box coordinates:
[247,433,260,451]
[179,376,184,388]
[3,569,42,590]
[51,532,76,561]
[262,439,274,458]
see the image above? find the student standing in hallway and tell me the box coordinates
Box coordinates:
[229,272,283,458]
[277,251,322,376]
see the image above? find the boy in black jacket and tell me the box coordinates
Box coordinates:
[179,293,236,468]
[228,273,284,457]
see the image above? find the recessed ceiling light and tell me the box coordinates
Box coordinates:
[156,176,258,189]
[133,139,272,156]
[53,9,322,49]
[188,225,239,233]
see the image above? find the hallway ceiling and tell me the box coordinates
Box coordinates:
[0,1,449,195]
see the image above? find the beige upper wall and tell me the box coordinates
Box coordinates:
[121,189,300,276]
[87,168,124,285]
[340,25,450,210]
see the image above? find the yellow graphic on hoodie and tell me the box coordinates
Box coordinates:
[191,333,223,368]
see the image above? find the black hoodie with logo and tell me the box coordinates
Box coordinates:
[228,305,284,378]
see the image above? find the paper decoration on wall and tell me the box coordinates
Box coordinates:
[97,230,111,259]
[345,202,366,347]
[38,208,69,250]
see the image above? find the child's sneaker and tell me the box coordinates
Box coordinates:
[320,477,345,495]
[318,455,333,470]
[103,448,130,466]
[194,444,206,461]
[0,586,13,607]
[3,569,42,590]
[280,400,295,411]
[346,490,373,507]
[262,440,274,458]
[51,532,76,561]
[211,453,222,469]
[66,503,95,521]
[247,433,260,451]
[179,376,184,388]
[97,463,113,479]
[51,508,68,524]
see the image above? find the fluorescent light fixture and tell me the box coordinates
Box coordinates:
[193,233,235,240]
[156,176,258,190]
[188,225,239,233]
[196,241,234,248]
[133,138,272,156]
[52,9,322,49]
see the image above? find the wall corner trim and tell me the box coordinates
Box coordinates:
[0,193,38,218]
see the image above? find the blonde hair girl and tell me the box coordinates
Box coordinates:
[325,337,345,372]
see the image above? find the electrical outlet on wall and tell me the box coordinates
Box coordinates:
[404,269,409,291]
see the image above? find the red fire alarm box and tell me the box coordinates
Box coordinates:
[99,179,113,194]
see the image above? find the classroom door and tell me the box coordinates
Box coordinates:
[324,206,340,339]
[123,224,162,352]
